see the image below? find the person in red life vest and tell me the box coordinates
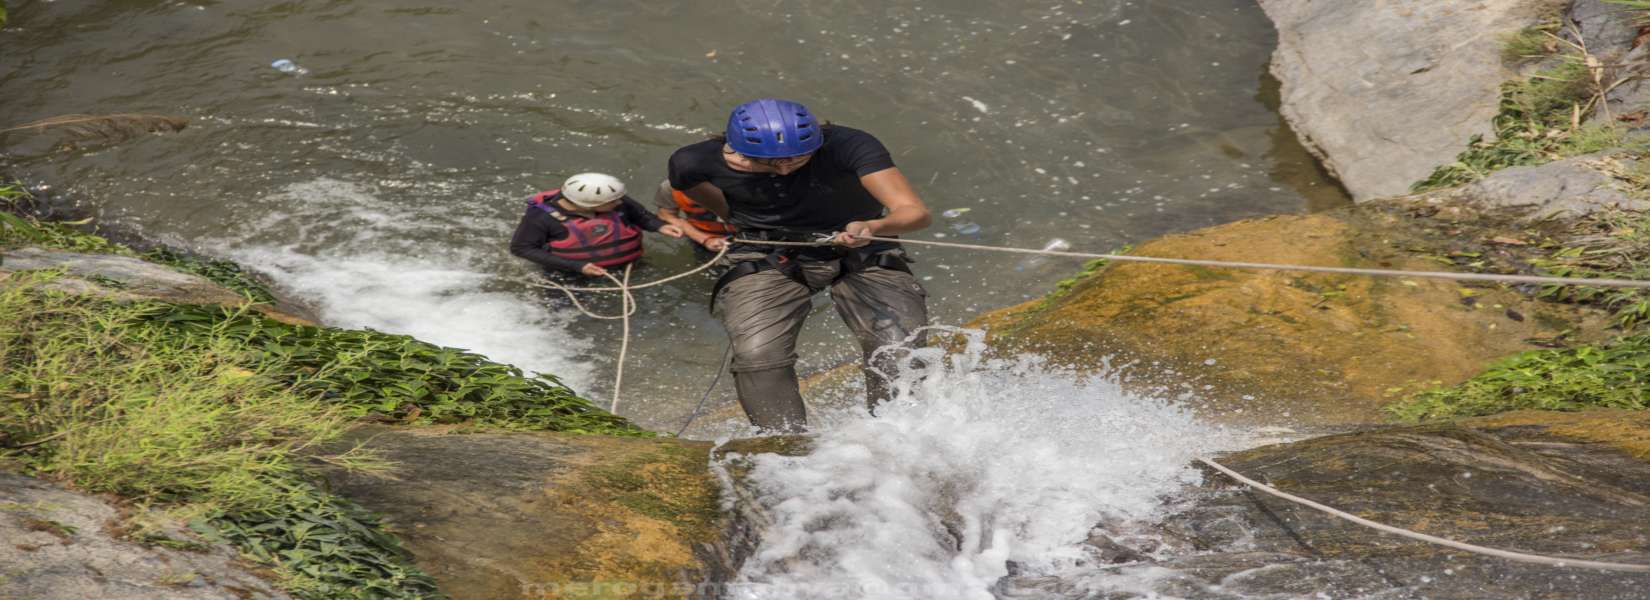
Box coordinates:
[509,172,685,278]
[652,179,737,262]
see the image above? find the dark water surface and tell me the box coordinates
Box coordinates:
[0,0,1347,432]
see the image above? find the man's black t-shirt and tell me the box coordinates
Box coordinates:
[667,125,896,234]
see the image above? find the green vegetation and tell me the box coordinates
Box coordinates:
[0,272,443,598]
[1413,55,1637,191]
[195,478,445,599]
[1533,210,1650,330]
[0,275,374,510]
[1500,24,1558,63]
[1,2,8,28]
[153,302,643,434]
[2,257,636,596]
[1389,335,1650,422]
[1036,247,1129,310]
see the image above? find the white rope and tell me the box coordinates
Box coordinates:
[610,263,632,414]
[1197,457,1650,572]
[740,235,1650,290]
[524,243,730,294]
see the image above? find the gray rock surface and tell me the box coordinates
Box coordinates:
[999,415,1650,598]
[0,246,314,323]
[1569,0,1650,125]
[1455,152,1650,219]
[321,427,727,600]
[0,472,289,600]
[1260,0,1568,201]
[1,247,246,306]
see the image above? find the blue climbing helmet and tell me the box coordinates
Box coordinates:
[725,98,824,158]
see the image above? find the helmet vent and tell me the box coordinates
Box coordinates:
[775,132,784,143]
[578,185,588,191]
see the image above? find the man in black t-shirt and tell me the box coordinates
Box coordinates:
[667,98,932,432]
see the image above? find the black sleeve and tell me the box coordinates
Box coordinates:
[668,142,716,191]
[620,197,668,231]
[829,127,896,177]
[508,207,586,273]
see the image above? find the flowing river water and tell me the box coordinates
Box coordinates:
[1,0,1346,433]
[5,1,1358,597]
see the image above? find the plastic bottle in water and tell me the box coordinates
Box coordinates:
[1017,238,1072,270]
[271,59,308,75]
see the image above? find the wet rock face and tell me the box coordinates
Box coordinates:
[0,472,291,600]
[320,427,727,600]
[972,211,1608,426]
[1259,0,1567,201]
[0,247,313,324]
[1000,412,1650,598]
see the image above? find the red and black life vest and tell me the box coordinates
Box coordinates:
[529,189,644,268]
[672,189,738,235]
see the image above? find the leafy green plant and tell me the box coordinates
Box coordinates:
[194,479,446,600]
[1389,335,1650,421]
[2,271,634,599]
[0,276,377,511]
[141,304,643,435]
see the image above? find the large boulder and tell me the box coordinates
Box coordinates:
[321,427,729,600]
[1259,0,1568,200]
[1002,410,1650,598]
[972,210,1611,425]
[0,472,290,600]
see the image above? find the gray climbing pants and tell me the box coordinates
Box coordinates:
[713,253,929,432]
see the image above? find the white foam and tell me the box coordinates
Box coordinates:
[210,178,593,391]
[724,330,1238,599]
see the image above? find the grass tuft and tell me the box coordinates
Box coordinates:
[1501,24,1559,63]
[1388,335,1650,422]
[0,274,375,511]
[1413,55,1638,192]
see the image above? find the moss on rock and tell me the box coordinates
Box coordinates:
[973,209,1612,425]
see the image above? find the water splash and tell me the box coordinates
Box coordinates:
[215,178,593,390]
[722,329,1240,599]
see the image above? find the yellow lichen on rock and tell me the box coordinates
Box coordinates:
[974,211,1608,425]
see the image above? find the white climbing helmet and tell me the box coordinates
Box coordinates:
[560,172,627,208]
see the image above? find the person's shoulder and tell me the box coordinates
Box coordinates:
[822,125,886,152]
[825,125,877,142]
[671,138,722,159]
